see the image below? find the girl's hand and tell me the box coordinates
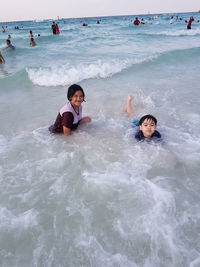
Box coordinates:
[80,116,91,124]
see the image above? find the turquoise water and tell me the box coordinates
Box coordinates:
[0,13,200,266]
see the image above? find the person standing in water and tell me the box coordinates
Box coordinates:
[49,84,91,136]
[170,16,174,24]
[55,24,60,34]
[30,37,36,46]
[187,17,194,29]
[133,17,140,25]
[29,30,33,38]
[51,21,56,34]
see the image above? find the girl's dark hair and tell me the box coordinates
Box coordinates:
[67,84,85,101]
[139,114,157,125]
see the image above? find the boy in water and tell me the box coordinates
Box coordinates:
[125,95,161,141]
[6,39,15,50]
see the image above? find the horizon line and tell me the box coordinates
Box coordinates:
[0,10,198,24]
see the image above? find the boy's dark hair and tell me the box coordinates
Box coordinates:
[139,114,157,125]
[6,39,11,44]
[67,84,85,101]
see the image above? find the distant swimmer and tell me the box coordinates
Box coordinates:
[29,30,33,38]
[55,24,60,34]
[170,16,174,24]
[51,21,56,34]
[49,84,91,136]
[133,17,140,26]
[0,52,5,63]
[7,34,11,39]
[125,95,161,142]
[187,16,194,29]
[30,37,36,46]
[82,23,88,26]
[2,26,6,32]
[6,39,15,50]
[141,18,146,24]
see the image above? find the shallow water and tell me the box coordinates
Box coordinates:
[0,12,200,267]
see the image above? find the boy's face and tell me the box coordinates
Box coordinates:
[139,118,156,138]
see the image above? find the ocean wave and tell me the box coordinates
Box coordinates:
[2,45,199,85]
[140,28,200,37]
[26,57,155,86]
[152,46,200,64]
[26,43,200,87]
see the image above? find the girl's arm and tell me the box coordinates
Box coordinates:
[63,126,71,136]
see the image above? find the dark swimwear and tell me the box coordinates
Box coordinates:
[135,130,161,142]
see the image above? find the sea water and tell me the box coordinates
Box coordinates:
[0,13,200,267]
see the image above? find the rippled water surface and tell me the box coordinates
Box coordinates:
[0,12,200,267]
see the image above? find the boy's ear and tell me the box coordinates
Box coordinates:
[139,125,142,130]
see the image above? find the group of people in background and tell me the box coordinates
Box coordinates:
[0,14,199,64]
[0,28,40,63]
[133,15,196,29]
[0,21,62,63]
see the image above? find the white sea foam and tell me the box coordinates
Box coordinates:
[0,134,8,154]
[26,57,156,86]
[147,28,200,36]
[0,207,39,229]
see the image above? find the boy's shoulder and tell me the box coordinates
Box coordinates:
[152,130,161,138]
[135,130,162,142]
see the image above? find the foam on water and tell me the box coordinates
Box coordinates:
[144,28,200,36]
[26,56,156,86]
[0,12,200,267]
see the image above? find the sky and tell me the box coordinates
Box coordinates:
[1,0,200,22]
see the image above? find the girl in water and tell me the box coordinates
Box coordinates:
[49,84,91,136]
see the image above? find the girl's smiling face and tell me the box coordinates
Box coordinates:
[70,90,84,108]
[139,118,156,138]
